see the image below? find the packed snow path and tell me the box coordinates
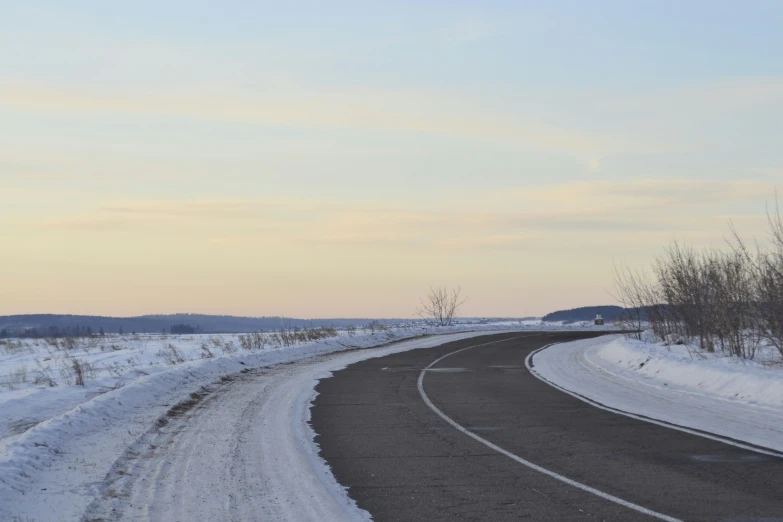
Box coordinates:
[85,355,367,521]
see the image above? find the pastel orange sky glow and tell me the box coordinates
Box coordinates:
[2,1,782,317]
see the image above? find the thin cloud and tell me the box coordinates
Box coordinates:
[0,84,616,164]
[434,234,535,251]
[22,177,776,250]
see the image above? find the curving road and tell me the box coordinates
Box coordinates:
[312,332,783,521]
[79,332,500,522]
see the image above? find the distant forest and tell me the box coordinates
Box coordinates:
[0,309,626,337]
[0,313,535,338]
[541,306,628,323]
[0,314,408,338]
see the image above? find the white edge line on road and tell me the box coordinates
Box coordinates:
[525,343,783,459]
[417,337,682,522]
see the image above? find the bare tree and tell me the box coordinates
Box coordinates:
[416,286,468,327]
[650,238,761,358]
[734,200,783,359]
[656,243,715,351]
[614,195,783,362]
[611,263,655,340]
[277,317,295,347]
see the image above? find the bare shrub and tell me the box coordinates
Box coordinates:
[200,342,215,359]
[238,334,252,351]
[304,327,317,341]
[238,332,266,351]
[73,359,85,386]
[303,326,337,341]
[711,249,760,359]
[366,320,389,334]
[126,356,140,372]
[157,344,185,365]
[744,204,783,359]
[620,203,783,360]
[655,244,715,352]
[104,361,125,378]
[415,286,468,327]
[220,339,237,355]
[60,357,96,386]
[652,242,761,358]
[33,359,57,387]
[612,263,657,340]
[0,339,26,356]
[251,332,266,350]
[268,333,283,348]
[278,321,295,347]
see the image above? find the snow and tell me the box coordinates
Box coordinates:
[596,336,783,409]
[0,322,611,521]
[531,335,783,453]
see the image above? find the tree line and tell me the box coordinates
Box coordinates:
[615,203,783,361]
[0,325,101,339]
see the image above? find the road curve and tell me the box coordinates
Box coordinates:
[80,331,503,522]
[312,332,783,521]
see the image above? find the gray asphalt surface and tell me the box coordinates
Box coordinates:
[311,332,783,521]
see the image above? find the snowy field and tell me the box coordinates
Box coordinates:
[531,334,783,454]
[0,321,613,521]
[0,319,603,443]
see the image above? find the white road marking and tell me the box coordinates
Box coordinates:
[525,343,783,459]
[417,338,682,522]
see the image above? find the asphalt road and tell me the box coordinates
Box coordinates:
[311,332,783,521]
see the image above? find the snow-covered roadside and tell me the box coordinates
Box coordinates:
[83,331,520,522]
[0,325,585,521]
[531,335,783,453]
[0,321,613,451]
[595,337,783,409]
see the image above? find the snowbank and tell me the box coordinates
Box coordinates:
[595,337,783,409]
[531,335,783,453]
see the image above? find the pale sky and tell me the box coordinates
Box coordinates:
[2,1,783,318]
